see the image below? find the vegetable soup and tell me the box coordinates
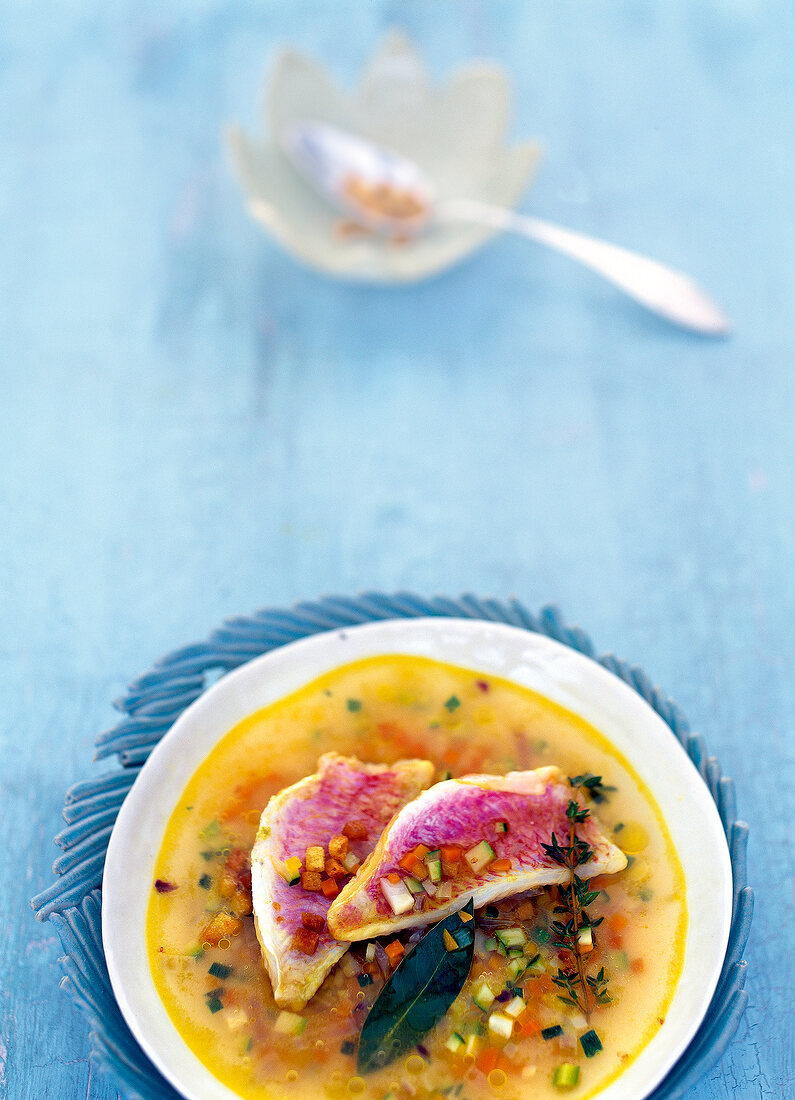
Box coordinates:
[147,655,686,1099]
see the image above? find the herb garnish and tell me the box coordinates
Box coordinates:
[357,900,475,1073]
[542,777,611,1022]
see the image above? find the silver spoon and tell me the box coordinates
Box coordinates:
[281,121,730,336]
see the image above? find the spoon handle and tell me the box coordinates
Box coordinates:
[438,198,730,335]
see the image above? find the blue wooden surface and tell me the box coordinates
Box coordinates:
[2,2,792,1098]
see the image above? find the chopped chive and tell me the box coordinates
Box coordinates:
[200,820,220,839]
[444,695,460,712]
[541,1025,563,1040]
[346,698,362,712]
[200,850,215,861]
[552,1063,579,1088]
[534,928,551,944]
[208,962,233,980]
[198,874,212,889]
[580,1029,603,1057]
[639,887,653,902]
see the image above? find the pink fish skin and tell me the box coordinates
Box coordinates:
[251,753,434,1009]
[327,766,626,941]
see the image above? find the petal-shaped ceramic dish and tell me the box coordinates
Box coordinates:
[102,617,731,1100]
[31,594,751,1100]
[227,33,542,282]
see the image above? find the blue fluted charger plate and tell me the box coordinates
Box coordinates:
[31,593,752,1099]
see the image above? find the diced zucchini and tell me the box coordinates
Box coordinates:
[553,1063,580,1088]
[445,1031,465,1054]
[465,840,496,873]
[506,958,526,981]
[404,876,425,895]
[341,851,360,873]
[483,937,499,953]
[504,995,526,1019]
[379,877,414,915]
[488,1012,515,1041]
[580,1029,603,1058]
[495,822,509,834]
[495,927,527,949]
[472,978,497,1011]
[274,1011,307,1036]
[426,858,442,883]
[425,850,441,861]
[507,946,524,958]
[541,1025,563,1040]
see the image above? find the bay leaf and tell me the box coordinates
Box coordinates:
[356,899,475,1074]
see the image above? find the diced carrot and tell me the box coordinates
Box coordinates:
[321,877,340,899]
[490,858,512,872]
[398,852,421,874]
[414,844,430,858]
[386,872,401,884]
[607,931,623,949]
[476,1047,500,1075]
[630,957,645,974]
[519,1018,541,1038]
[609,911,629,933]
[441,846,462,862]
[384,940,405,964]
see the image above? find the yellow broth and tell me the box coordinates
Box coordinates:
[147,655,686,1100]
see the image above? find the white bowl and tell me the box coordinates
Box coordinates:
[103,617,732,1100]
[227,32,542,282]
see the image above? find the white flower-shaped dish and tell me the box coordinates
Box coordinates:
[103,617,732,1100]
[227,32,542,282]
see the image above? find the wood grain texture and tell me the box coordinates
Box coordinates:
[1,1,792,1097]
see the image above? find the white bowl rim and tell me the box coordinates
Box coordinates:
[103,616,732,1100]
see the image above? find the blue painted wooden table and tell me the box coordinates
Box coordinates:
[2,2,792,1097]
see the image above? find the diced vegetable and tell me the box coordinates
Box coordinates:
[357,972,373,988]
[465,840,496,873]
[435,881,453,902]
[541,1025,563,1040]
[506,958,526,981]
[404,876,424,895]
[504,995,526,1019]
[280,856,302,885]
[274,1011,307,1036]
[445,1031,465,1054]
[443,929,458,952]
[384,940,405,964]
[495,821,509,834]
[495,927,527,949]
[580,1029,603,1058]
[321,877,340,899]
[472,978,497,1011]
[341,851,361,873]
[380,876,414,915]
[552,1063,580,1088]
[488,1012,514,1041]
[577,926,594,954]
[421,878,437,896]
[208,962,232,979]
[490,858,512,873]
[365,943,376,962]
[484,937,499,953]
[457,909,473,923]
[426,856,442,883]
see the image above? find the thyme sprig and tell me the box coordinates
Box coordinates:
[541,778,611,1021]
